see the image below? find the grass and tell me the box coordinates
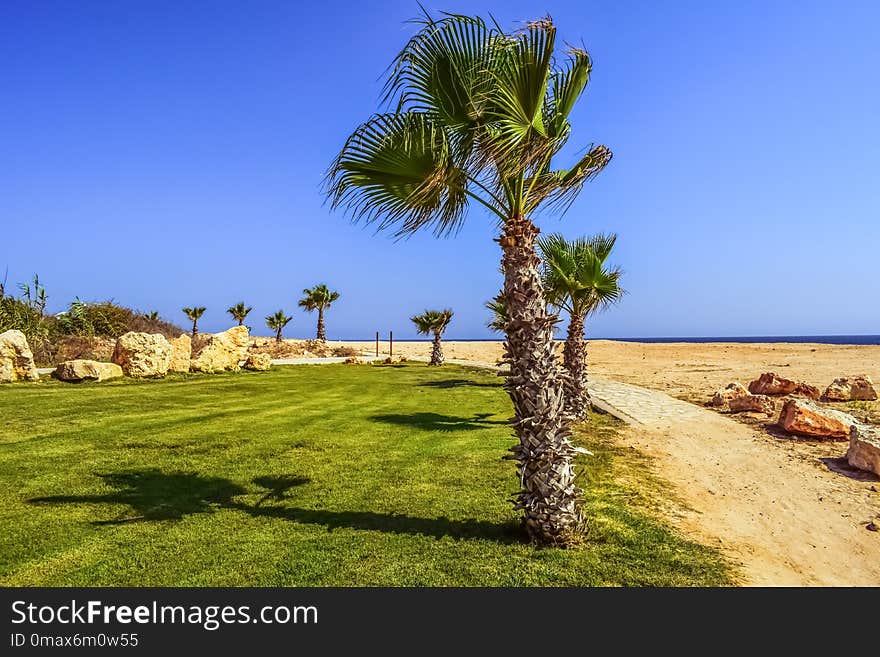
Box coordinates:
[0,363,732,586]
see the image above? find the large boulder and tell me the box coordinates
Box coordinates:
[168,334,192,373]
[822,376,878,402]
[0,329,40,383]
[777,398,856,440]
[54,359,123,382]
[111,332,172,378]
[846,424,880,477]
[190,326,249,373]
[243,353,271,371]
[748,372,819,399]
[710,382,749,407]
[728,394,776,415]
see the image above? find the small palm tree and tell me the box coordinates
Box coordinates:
[298,284,339,341]
[265,310,292,343]
[326,11,611,544]
[539,233,623,420]
[145,310,160,322]
[485,295,508,334]
[411,309,453,365]
[182,306,206,338]
[227,301,252,326]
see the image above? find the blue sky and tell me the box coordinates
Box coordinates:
[2,0,878,339]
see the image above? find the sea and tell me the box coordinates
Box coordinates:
[380,335,880,345]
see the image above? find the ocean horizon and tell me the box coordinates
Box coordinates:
[338,335,880,345]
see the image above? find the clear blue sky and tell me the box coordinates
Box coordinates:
[2,1,878,339]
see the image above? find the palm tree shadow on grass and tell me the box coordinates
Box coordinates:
[28,469,518,543]
[418,379,503,389]
[370,412,508,432]
[29,469,249,525]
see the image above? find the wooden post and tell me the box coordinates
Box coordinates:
[389,331,393,358]
[375,331,379,357]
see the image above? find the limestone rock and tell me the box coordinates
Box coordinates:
[822,376,878,402]
[190,326,249,373]
[243,353,271,371]
[0,329,40,383]
[710,382,749,407]
[112,332,172,378]
[54,359,123,382]
[728,394,776,415]
[748,372,819,399]
[847,424,880,476]
[168,334,192,373]
[777,398,856,440]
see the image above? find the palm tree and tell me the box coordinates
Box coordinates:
[227,302,252,326]
[485,295,508,334]
[182,306,206,338]
[411,309,453,365]
[265,310,292,343]
[539,233,623,421]
[298,284,339,341]
[145,310,160,322]
[326,12,611,545]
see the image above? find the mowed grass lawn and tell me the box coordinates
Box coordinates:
[0,363,732,586]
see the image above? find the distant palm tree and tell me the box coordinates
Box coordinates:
[227,302,252,326]
[411,309,453,366]
[182,306,206,338]
[539,233,623,420]
[298,284,339,341]
[265,310,292,343]
[326,11,612,544]
[485,295,508,334]
[145,310,160,322]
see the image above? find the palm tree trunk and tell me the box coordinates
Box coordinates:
[238,318,244,326]
[563,313,591,420]
[429,331,444,366]
[316,308,326,341]
[499,217,582,545]
[191,321,198,339]
[275,328,282,343]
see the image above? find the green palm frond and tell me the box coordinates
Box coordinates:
[327,11,611,234]
[410,308,454,335]
[485,295,508,333]
[182,306,206,321]
[538,233,624,317]
[298,284,340,311]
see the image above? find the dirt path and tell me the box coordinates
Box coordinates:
[589,377,880,586]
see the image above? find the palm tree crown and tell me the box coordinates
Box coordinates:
[538,233,623,318]
[227,302,252,326]
[410,309,453,336]
[327,12,611,235]
[182,306,206,322]
[297,284,339,312]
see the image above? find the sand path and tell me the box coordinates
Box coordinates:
[589,377,880,586]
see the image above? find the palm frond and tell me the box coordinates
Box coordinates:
[410,308,454,335]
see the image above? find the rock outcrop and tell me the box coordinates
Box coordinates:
[777,398,856,439]
[821,376,878,402]
[54,359,123,382]
[243,353,271,371]
[111,332,172,377]
[748,372,819,399]
[190,326,249,373]
[728,394,776,415]
[710,382,749,407]
[0,329,40,383]
[846,424,880,477]
[168,334,192,373]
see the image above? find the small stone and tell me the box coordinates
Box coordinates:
[54,359,123,382]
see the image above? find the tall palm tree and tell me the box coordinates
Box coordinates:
[410,309,453,365]
[298,284,339,341]
[265,310,292,343]
[227,301,252,326]
[539,233,623,420]
[326,12,611,544]
[182,306,206,338]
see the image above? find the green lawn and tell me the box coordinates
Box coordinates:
[0,363,732,586]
